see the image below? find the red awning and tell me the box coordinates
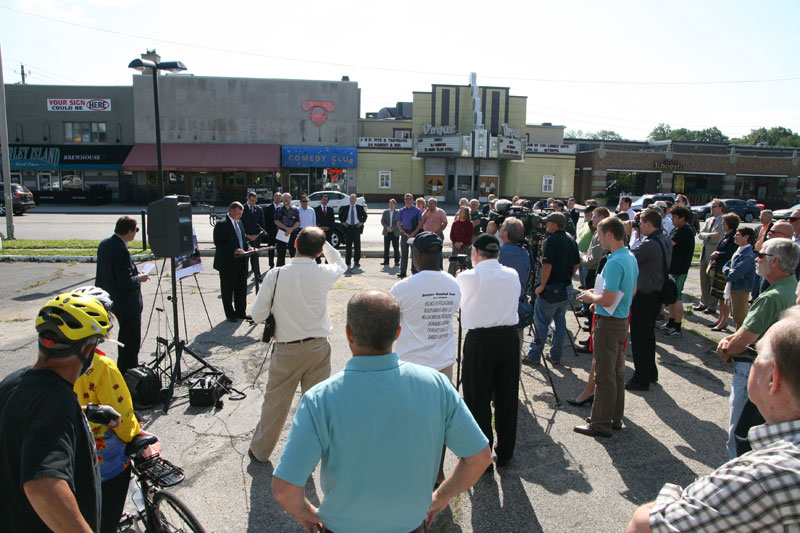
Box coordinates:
[122,144,280,172]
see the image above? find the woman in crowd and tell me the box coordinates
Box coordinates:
[709,213,741,331]
[448,206,474,276]
[722,227,757,330]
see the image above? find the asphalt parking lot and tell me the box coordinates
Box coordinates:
[0,254,739,532]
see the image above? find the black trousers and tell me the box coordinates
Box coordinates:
[275,230,297,267]
[116,313,141,374]
[266,229,277,267]
[219,265,247,319]
[383,232,399,264]
[344,226,361,265]
[462,326,520,462]
[400,233,412,276]
[629,290,662,385]
[248,234,262,278]
[100,465,132,533]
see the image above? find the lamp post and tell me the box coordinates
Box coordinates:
[128,58,186,198]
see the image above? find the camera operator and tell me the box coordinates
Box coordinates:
[498,218,531,350]
[523,213,580,366]
[457,234,522,468]
[625,209,672,391]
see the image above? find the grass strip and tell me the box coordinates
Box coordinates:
[2,239,148,251]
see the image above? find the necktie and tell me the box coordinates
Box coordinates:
[323,206,327,216]
[232,217,243,248]
[350,206,356,225]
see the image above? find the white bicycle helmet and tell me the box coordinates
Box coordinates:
[72,286,114,310]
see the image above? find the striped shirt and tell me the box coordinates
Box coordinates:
[650,419,800,532]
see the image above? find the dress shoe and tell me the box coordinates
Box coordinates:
[573,424,612,438]
[226,317,238,322]
[521,356,541,367]
[236,314,253,321]
[585,417,622,431]
[702,308,717,315]
[397,273,406,279]
[494,455,511,468]
[354,263,361,268]
[625,380,649,392]
[693,303,707,311]
[567,395,593,406]
[711,326,729,332]
[380,261,388,265]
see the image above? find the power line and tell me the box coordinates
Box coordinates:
[2,4,800,87]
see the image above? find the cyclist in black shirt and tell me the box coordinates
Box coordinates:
[0,291,112,532]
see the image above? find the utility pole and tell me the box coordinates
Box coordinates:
[19,64,26,85]
[1,45,15,239]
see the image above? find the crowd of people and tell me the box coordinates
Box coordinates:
[2,191,800,532]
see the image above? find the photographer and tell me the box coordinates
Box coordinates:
[523,213,580,366]
[626,209,671,392]
[457,234,522,468]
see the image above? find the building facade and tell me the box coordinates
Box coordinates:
[572,140,800,209]
[3,84,134,203]
[356,76,576,204]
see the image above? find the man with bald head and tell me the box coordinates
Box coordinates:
[249,226,346,463]
[272,289,491,533]
[628,309,800,532]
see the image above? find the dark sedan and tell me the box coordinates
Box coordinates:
[0,183,36,215]
[692,198,760,222]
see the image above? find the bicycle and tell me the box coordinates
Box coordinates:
[197,203,221,227]
[118,434,206,533]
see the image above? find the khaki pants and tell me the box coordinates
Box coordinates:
[588,317,628,434]
[730,290,750,328]
[250,337,331,462]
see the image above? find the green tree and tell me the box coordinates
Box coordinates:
[588,130,625,141]
[648,123,672,141]
[733,127,800,147]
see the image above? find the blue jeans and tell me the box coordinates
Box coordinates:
[526,289,570,363]
[728,361,752,458]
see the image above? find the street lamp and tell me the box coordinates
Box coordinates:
[128,58,186,197]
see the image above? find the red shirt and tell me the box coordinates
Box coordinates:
[450,219,474,246]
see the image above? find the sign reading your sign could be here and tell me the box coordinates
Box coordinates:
[47,98,112,112]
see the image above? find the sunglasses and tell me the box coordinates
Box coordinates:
[756,252,775,259]
[301,200,308,203]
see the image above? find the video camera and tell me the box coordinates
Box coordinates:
[448,254,470,270]
[481,199,548,239]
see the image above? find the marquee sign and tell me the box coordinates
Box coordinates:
[526,143,576,154]
[47,98,112,112]
[358,137,412,149]
[415,135,463,156]
[302,100,335,127]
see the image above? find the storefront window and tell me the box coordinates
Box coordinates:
[734,176,786,205]
[378,171,391,189]
[672,174,723,206]
[425,176,445,196]
[64,122,107,143]
[38,173,61,191]
[606,171,660,198]
[61,172,83,190]
[478,176,498,198]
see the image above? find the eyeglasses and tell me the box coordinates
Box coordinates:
[135,227,139,233]
[756,252,775,259]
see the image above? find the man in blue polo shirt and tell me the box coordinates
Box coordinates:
[574,217,638,438]
[271,289,491,533]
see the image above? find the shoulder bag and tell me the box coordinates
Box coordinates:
[261,268,281,343]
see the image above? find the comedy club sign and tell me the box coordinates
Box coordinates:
[47,98,112,112]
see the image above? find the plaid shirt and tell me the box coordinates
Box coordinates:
[650,419,800,532]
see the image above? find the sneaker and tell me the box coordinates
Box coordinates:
[663,327,682,337]
[658,321,674,330]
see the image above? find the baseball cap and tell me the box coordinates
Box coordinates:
[545,212,567,228]
[412,231,443,254]
[655,201,668,210]
[473,233,500,253]
[584,204,596,213]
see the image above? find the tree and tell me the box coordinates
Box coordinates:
[648,123,672,141]
[588,130,625,141]
[732,127,800,147]
[564,129,586,139]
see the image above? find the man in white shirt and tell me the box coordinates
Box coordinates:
[248,227,347,463]
[297,194,316,229]
[618,196,636,221]
[390,231,461,486]
[457,233,522,469]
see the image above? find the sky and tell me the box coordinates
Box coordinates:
[2,0,800,141]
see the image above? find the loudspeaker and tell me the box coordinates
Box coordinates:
[148,195,193,257]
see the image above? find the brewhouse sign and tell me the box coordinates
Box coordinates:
[302,100,334,127]
[654,159,684,171]
[47,98,112,111]
[358,137,412,149]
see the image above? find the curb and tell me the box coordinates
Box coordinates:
[0,253,155,263]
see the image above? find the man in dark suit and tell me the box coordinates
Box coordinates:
[213,202,250,322]
[314,193,337,264]
[338,193,368,269]
[262,192,281,269]
[381,198,400,266]
[241,192,266,281]
[96,215,149,373]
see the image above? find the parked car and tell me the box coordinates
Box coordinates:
[747,199,765,211]
[630,193,677,212]
[290,190,368,211]
[693,198,760,222]
[0,183,36,215]
[773,203,800,220]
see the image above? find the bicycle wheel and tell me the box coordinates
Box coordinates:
[209,214,216,227]
[151,491,206,533]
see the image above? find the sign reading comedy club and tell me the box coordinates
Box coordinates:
[47,98,112,112]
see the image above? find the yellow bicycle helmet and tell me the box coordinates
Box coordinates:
[36,292,112,349]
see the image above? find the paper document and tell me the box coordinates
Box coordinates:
[276,230,290,243]
[593,274,624,315]
[140,263,156,275]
